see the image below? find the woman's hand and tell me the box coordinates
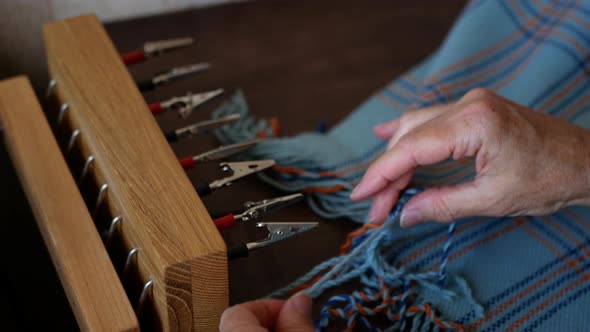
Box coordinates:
[351,88,590,227]
[220,293,314,332]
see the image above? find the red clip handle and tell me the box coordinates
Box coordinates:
[121,49,146,65]
[149,102,163,114]
[179,156,196,170]
[214,214,237,231]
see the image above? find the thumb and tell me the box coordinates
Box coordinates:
[275,293,314,332]
[400,182,490,227]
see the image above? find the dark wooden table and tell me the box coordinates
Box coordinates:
[0,1,465,329]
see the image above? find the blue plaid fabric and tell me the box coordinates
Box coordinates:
[214,1,590,330]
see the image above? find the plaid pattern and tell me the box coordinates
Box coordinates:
[214,1,590,329]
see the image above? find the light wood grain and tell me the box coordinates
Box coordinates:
[0,76,139,332]
[43,15,228,331]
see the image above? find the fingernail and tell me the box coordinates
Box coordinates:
[400,209,421,228]
[350,176,379,200]
[292,293,312,316]
[350,185,363,200]
[350,181,366,200]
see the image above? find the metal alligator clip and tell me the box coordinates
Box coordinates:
[137,62,211,91]
[240,193,304,222]
[227,222,319,260]
[151,89,224,118]
[122,37,194,65]
[153,62,210,86]
[214,193,304,230]
[165,114,240,142]
[144,37,194,57]
[196,159,276,196]
[180,139,260,170]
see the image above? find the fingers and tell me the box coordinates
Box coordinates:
[400,181,490,227]
[373,104,450,144]
[367,170,413,224]
[367,183,400,224]
[220,299,284,332]
[275,293,315,332]
[352,117,471,201]
[386,104,450,149]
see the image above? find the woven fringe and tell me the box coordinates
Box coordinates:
[213,90,370,222]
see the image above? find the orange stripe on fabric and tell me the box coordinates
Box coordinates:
[273,165,306,175]
[302,185,345,193]
[450,218,527,262]
[418,0,557,97]
[467,222,590,330]
[562,208,590,231]
[501,214,590,331]
[504,273,590,332]
[423,2,573,108]
[399,218,486,266]
[558,81,590,119]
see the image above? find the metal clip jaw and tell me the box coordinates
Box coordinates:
[143,37,194,57]
[159,93,193,111]
[239,193,304,222]
[209,159,276,190]
[159,89,224,118]
[179,89,224,118]
[246,222,319,251]
[192,139,260,163]
[152,62,210,85]
[175,114,240,140]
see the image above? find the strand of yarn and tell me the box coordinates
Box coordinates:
[268,189,478,330]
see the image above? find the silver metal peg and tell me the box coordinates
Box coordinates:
[57,103,69,127]
[93,183,108,218]
[66,129,81,156]
[45,79,57,100]
[105,215,122,248]
[122,247,139,281]
[79,155,94,184]
[135,277,154,315]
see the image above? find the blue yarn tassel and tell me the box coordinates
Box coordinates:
[268,189,483,331]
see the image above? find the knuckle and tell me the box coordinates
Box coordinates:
[431,192,457,223]
[462,99,496,118]
[462,87,494,101]
[398,112,416,131]
[460,100,505,139]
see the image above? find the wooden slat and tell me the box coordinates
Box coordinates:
[0,76,139,332]
[43,15,228,331]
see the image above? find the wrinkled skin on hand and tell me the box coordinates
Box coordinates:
[351,88,590,228]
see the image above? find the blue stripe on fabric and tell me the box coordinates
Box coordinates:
[410,217,511,271]
[505,0,585,65]
[530,61,584,109]
[382,88,412,105]
[396,77,420,93]
[529,217,580,257]
[421,0,566,92]
[548,66,590,115]
[521,281,590,331]
[289,1,570,175]
[458,239,590,324]
[419,2,575,106]
[481,258,590,332]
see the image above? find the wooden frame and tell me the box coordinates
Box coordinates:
[0,76,139,332]
[1,14,229,331]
